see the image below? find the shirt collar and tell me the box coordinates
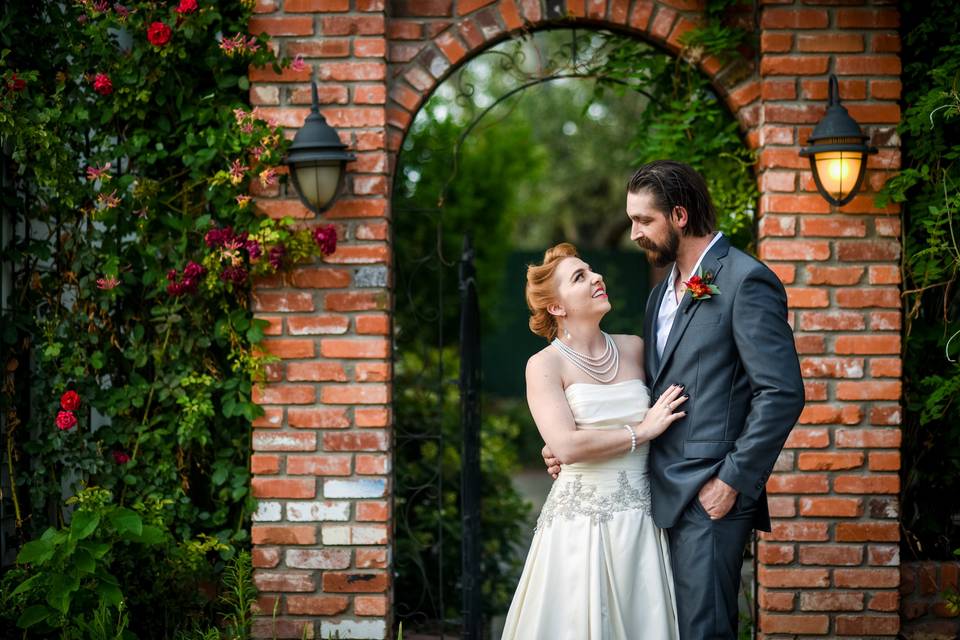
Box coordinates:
[666,231,723,290]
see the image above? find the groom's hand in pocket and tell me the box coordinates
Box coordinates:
[698,476,739,519]
[542,444,561,480]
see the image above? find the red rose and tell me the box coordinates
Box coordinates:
[175,0,198,14]
[56,411,77,431]
[7,73,26,92]
[60,390,81,411]
[147,21,172,47]
[92,73,113,95]
[112,450,131,464]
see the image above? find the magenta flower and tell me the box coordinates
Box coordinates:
[166,261,205,296]
[245,239,262,260]
[112,450,131,464]
[235,195,252,208]
[219,265,248,285]
[291,54,307,73]
[312,224,337,256]
[267,244,286,270]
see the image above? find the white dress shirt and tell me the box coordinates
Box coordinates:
[656,232,724,361]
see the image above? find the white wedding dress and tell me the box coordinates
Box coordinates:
[501,379,679,640]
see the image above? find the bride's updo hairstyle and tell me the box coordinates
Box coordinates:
[526,242,579,342]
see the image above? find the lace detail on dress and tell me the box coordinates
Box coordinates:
[535,471,652,531]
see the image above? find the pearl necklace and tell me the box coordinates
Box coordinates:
[551,331,620,383]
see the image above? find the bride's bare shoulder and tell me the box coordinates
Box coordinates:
[611,333,644,357]
[526,345,561,378]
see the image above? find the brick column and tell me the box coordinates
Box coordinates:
[247,1,392,638]
[755,1,902,637]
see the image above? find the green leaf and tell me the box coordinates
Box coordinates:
[97,580,124,607]
[80,540,111,559]
[74,547,96,573]
[211,466,228,486]
[109,508,143,537]
[11,573,42,597]
[17,604,53,628]
[70,510,100,540]
[17,539,54,565]
[131,525,165,545]
[46,570,80,614]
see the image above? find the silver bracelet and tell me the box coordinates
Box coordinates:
[623,424,637,453]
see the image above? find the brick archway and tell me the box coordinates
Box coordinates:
[248,1,902,638]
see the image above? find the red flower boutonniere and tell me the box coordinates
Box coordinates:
[683,268,720,301]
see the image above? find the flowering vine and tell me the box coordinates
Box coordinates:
[0,1,313,632]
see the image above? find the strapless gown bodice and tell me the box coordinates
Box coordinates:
[502,378,679,640]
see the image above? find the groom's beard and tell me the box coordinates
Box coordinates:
[635,226,680,268]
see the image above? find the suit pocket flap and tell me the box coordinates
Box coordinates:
[683,439,735,459]
[689,313,722,327]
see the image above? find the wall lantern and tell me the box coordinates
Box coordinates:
[285,81,356,215]
[799,74,878,207]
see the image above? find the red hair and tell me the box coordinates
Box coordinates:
[525,243,579,342]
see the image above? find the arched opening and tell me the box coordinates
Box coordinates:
[389,24,758,637]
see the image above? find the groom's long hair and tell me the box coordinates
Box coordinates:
[627,161,717,237]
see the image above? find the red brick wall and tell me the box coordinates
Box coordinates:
[247,1,902,637]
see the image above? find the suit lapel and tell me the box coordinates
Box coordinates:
[652,236,730,388]
[645,277,667,379]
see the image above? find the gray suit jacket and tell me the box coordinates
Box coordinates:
[643,235,805,531]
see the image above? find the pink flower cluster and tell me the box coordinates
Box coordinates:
[97,276,120,290]
[206,226,262,284]
[205,226,260,258]
[166,261,205,296]
[86,162,112,182]
[233,108,255,134]
[57,391,81,431]
[219,33,260,57]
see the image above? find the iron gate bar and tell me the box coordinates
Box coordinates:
[459,234,482,640]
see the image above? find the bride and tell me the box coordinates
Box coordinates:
[501,243,686,639]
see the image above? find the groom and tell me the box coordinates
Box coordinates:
[544,160,805,639]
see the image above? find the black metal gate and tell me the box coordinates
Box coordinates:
[393,206,483,638]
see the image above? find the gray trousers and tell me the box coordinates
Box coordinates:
[667,494,756,640]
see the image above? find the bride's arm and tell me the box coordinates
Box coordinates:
[526,353,686,465]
